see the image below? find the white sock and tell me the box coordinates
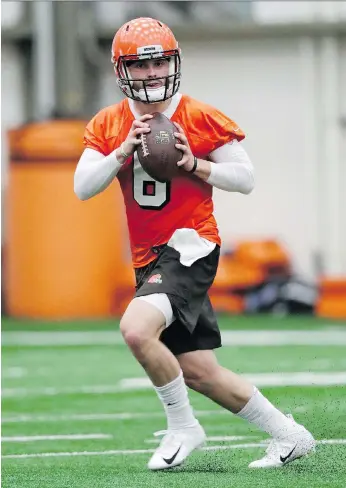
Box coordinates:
[237,387,299,439]
[154,371,198,431]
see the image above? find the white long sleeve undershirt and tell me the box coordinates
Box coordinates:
[74,148,122,200]
[206,141,255,194]
[74,139,254,200]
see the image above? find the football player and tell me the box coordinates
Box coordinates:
[74,17,315,470]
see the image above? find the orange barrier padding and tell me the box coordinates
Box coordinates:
[211,256,264,293]
[8,120,88,162]
[212,239,291,296]
[316,298,346,319]
[209,293,244,314]
[316,277,346,319]
[318,278,346,294]
[5,121,129,319]
[234,240,291,275]
[111,264,136,316]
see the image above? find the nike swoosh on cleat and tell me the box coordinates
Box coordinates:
[280,444,297,463]
[162,445,182,465]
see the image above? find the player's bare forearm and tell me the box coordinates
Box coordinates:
[194,159,211,181]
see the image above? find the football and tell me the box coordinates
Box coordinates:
[136,112,183,183]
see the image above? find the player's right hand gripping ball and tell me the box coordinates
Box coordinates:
[136,113,183,183]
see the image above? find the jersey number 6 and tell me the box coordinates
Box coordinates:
[132,153,171,210]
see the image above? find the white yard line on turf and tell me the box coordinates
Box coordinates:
[0,443,273,459]
[1,406,309,424]
[119,372,346,388]
[145,435,260,444]
[2,371,346,398]
[2,439,346,460]
[318,439,346,444]
[1,434,112,443]
[0,410,232,424]
[2,367,27,378]
[2,434,256,444]
[2,329,346,346]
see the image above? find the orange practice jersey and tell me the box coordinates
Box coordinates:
[83,95,245,267]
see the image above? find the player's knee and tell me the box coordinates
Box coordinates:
[120,298,166,354]
[120,318,161,356]
[123,330,145,353]
[120,319,149,353]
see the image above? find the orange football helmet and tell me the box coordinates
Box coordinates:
[111,18,181,103]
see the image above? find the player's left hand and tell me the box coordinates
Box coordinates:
[173,122,195,172]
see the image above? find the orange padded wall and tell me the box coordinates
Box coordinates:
[5,121,130,319]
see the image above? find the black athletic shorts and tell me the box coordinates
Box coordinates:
[134,244,222,356]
